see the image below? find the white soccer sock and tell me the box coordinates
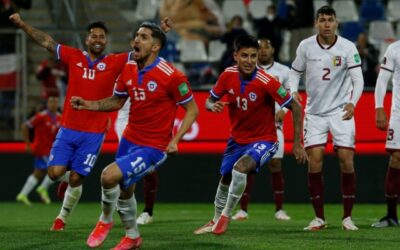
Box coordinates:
[117,195,140,239]
[58,185,82,222]
[99,185,120,223]
[19,174,38,195]
[38,175,55,189]
[213,181,229,222]
[58,171,70,182]
[222,169,247,217]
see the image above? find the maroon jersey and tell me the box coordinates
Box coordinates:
[26,110,62,156]
[210,66,292,144]
[114,58,194,150]
[57,44,130,133]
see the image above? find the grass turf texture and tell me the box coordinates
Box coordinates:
[0,202,398,249]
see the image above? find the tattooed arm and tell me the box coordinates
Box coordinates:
[9,13,57,54]
[70,95,127,112]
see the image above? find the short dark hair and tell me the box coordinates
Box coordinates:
[258,37,274,48]
[87,21,108,34]
[138,22,166,49]
[234,35,259,52]
[316,5,336,20]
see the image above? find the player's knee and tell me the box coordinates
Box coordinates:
[269,159,282,173]
[389,153,400,168]
[47,166,64,181]
[101,168,120,188]
[308,158,323,171]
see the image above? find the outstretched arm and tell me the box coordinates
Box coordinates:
[70,95,127,112]
[9,13,57,54]
[205,96,228,113]
[166,99,199,155]
[286,99,308,164]
[160,17,174,33]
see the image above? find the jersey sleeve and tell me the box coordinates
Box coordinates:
[346,42,362,69]
[56,44,77,65]
[291,42,307,72]
[170,71,194,105]
[380,44,396,72]
[113,52,131,69]
[266,78,293,108]
[113,64,133,97]
[210,72,228,99]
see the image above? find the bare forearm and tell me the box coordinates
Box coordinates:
[95,96,126,111]
[289,100,303,144]
[172,101,199,142]
[19,22,57,53]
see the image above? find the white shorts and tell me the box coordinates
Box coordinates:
[272,127,284,159]
[303,111,355,150]
[386,111,400,151]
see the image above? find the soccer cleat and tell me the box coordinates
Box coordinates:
[50,218,65,231]
[111,236,142,250]
[87,221,114,248]
[36,186,51,204]
[57,181,68,200]
[371,215,399,228]
[303,217,327,231]
[275,210,291,221]
[136,212,153,225]
[193,220,215,235]
[212,215,230,235]
[232,210,248,221]
[16,193,32,206]
[342,216,358,230]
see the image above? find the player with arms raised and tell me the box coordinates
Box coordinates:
[194,35,307,235]
[289,6,364,231]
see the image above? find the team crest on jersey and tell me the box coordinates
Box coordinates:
[332,56,342,66]
[97,62,106,71]
[147,81,157,92]
[249,92,257,102]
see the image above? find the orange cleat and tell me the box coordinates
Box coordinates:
[193,220,215,235]
[86,221,114,248]
[50,218,65,231]
[212,215,230,235]
[112,236,142,250]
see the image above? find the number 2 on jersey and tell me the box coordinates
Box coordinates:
[322,68,330,80]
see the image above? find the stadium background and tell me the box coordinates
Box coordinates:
[0,0,396,203]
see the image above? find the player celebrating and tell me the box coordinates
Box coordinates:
[372,41,400,228]
[71,22,198,249]
[16,96,61,205]
[289,6,364,231]
[194,35,307,236]
[232,38,291,221]
[9,13,133,231]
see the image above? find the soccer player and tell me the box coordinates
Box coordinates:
[289,6,364,231]
[232,38,291,221]
[16,96,61,205]
[194,35,307,236]
[71,22,198,249]
[372,40,400,228]
[9,13,133,231]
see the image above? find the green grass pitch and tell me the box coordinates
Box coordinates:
[0,202,398,249]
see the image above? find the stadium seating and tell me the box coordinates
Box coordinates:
[221,0,246,21]
[208,40,227,63]
[332,0,359,22]
[135,0,160,21]
[179,39,208,63]
[387,0,400,22]
[248,0,273,19]
[360,0,385,23]
[340,21,365,42]
[368,20,395,46]
[313,0,329,16]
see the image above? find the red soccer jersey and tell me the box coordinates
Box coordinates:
[57,44,129,133]
[114,58,194,151]
[26,110,62,156]
[211,66,292,144]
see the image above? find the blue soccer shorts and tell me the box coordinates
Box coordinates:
[33,156,49,170]
[48,127,105,176]
[116,137,167,190]
[219,138,278,176]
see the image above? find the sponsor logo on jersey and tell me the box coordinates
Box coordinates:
[277,86,287,98]
[97,62,106,71]
[354,53,361,64]
[333,56,342,66]
[249,92,257,101]
[147,81,157,92]
[228,89,235,95]
[178,82,189,96]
